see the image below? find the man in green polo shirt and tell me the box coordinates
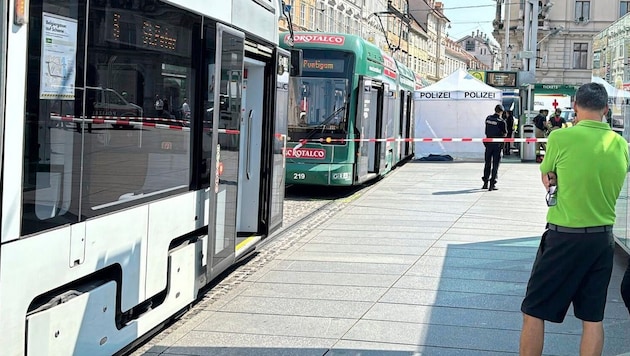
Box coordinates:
[520,83,629,356]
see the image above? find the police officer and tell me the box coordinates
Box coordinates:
[482,104,507,191]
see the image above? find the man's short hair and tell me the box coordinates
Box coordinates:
[575,83,608,111]
[495,104,504,113]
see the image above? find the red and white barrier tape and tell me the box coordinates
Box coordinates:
[49,115,240,135]
[89,115,190,125]
[295,137,548,145]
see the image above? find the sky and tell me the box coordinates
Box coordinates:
[440,0,498,42]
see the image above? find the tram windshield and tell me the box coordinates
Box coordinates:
[287,50,353,139]
[289,77,348,130]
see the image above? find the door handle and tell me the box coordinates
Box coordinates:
[246,110,253,180]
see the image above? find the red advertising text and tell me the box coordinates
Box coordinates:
[284,148,326,159]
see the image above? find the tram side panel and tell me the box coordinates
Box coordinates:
[0,0,284,354]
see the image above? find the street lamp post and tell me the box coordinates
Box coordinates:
[521,0,539,116]
[503,0,511,70]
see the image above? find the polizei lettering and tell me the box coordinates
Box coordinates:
[464,92,496,99]
[285,148,326,159]
[418,92,451,99]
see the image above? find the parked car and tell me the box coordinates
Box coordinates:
[89,87,143,128]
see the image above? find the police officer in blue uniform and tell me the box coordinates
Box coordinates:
[482,104,507,191]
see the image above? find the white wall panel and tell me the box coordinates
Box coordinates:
[145,191,198,298]
[84,206,149,311]
[164,0,231,23]
[232,0,277,43]
[1,18,28,243]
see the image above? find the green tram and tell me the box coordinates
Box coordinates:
[280,32,415,186]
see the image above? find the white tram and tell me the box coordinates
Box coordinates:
[0,0,291,354]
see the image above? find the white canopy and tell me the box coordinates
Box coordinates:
[592,76,630,99]
[413,69,503,160]
[416,68,503,100]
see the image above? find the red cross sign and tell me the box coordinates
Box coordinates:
[552,99,559,109]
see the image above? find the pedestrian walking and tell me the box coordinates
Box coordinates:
[548,108,566,131]
[519,83,629,356]
[154,94,164,116]
[181,97,191,119]
[503,110,515,155]
[481,104,507,191]
[533,109,548,152]
[481,105,507,191]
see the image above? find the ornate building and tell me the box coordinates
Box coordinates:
[278,0,484,83]
[493,0,627,85]
[455,30,501,70]
[445,37,490,75]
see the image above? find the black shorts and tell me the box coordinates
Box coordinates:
[521,229,614,323]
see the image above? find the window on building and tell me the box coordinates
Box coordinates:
[309,6,315,29]
[337,11,343,32]
[346,15,352,34]
[299,4,305,26]
[622,1,630,17]
[318,4,326,30]
[575,1,590,21]
[328,7,334,32]
[573,42,588,69]
[465,40,475,51]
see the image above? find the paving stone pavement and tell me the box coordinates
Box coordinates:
[130,186,351,355]
[132,161,630,356]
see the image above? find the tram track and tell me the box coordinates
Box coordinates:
[127,185,365,355]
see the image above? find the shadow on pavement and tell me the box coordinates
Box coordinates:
[432,188,483,195]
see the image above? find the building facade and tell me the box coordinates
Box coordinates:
[493,0,628,85]
[445,37,490,75]
[278,0,363,37]
[456,30,501,70]
[278,0,484,83]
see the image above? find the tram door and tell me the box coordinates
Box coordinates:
[407,93,414,156]
[379,85,392,172]
[236,57,265,234]
[356,77,384,183]
[207,24,245,278]
[269,49,290,233]
[401,91,413,157]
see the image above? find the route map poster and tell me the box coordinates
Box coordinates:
[39,12,77,100]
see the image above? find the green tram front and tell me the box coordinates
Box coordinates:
[285,47,356,186]
[281,32,415,186]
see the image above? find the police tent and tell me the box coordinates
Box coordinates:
[413,68,503,160]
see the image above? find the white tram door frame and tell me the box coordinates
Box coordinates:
[0,0,6,232]
[208,23,244,278]
[237,57,264,234]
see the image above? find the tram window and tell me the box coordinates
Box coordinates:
[288,49,353,135]
[21,0,199,234]
[22,0,86,234]
[289,77,349,130]
[81,1,196,215]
